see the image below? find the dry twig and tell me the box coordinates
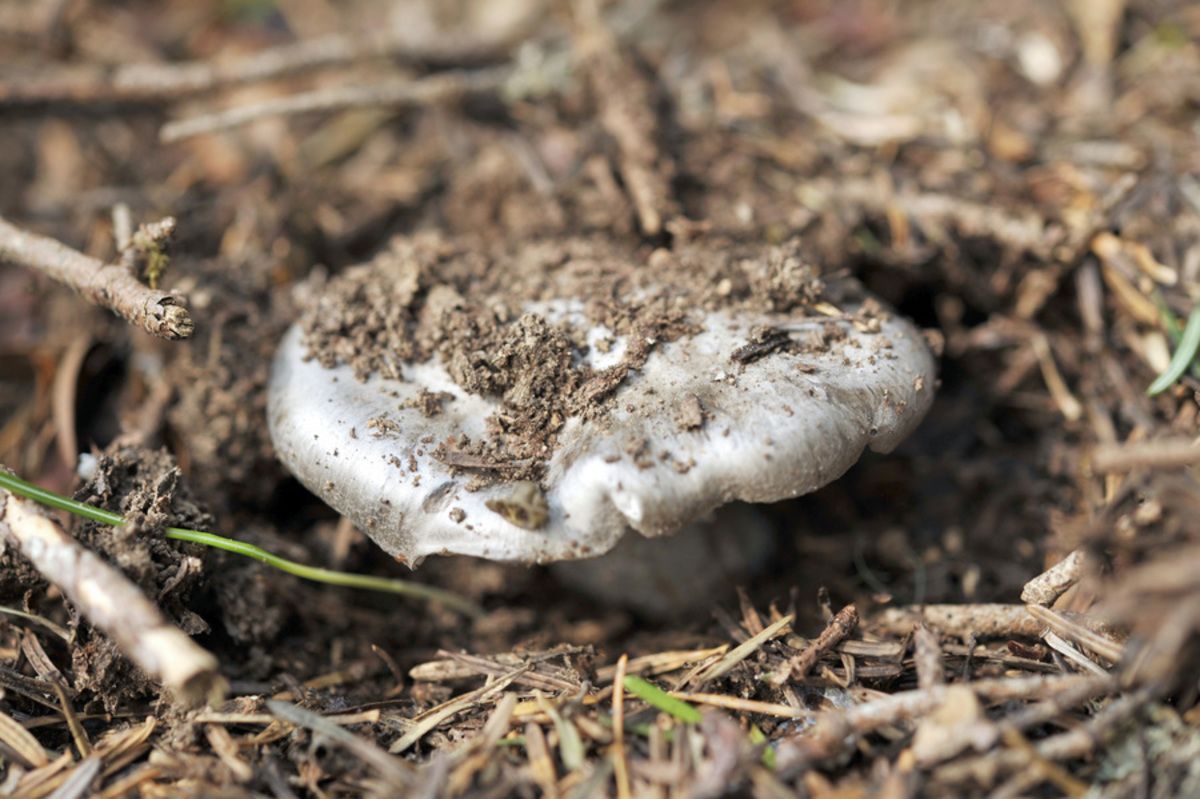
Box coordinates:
[686,614,792,686]
[0,216,193,340]
[774,673,1112,777]
[1025,604,1125,664]
[937,682,1155,789]
[611,653,632,799]
[268,700,413,789]
[389,666,530,754]
[574,1,676,235]
[873,604,1045,639]
[771,604,858,685]
[1032,332,1084,422]
[1090,438,1200,474]
[1022,549,1087,606]
[160,66,512,143]
[0,26,532,105]
[913,624,946,690]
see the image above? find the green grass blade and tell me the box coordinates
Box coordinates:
[1148,306,1200,396]
[0,469,482,617]
[1156,295,1183,344]
[749,724,776,769]
[0,470,125,526]
[622,675,702,724]
[1155,294,1200,380]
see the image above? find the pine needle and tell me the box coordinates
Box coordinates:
[622,676,703,724]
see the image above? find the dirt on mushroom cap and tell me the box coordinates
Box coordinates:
[300,232,851,480]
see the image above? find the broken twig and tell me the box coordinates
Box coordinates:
[0,216,193,340]
[913,624,947,690]
[1022,549,1087,606]
[874,603,1046,639]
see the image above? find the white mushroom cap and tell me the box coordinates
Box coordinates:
[268,241,936,566]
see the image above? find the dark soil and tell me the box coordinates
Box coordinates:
[3,0,1200,796]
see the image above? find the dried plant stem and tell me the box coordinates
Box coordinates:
[1025,604,1125,664]
[774,673,1112,776]
[160,66,512,143]
[772,605,858,685]
[874,603,1045,639]
[576,3,675,235]
[611,653,633,799]
[0,28,528,105]
[807,176,1060,260]
[1022,549,1087,605]
[1090,437,1200,473]
[267,700,412,788]
[0,216,193,340]
[937,682,1153,788]
[913,624,946,690]
[0,487,223,707]
[687,614,793,686]
[1032,332,1084,422]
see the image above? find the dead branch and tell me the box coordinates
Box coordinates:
[0,25,532,105]
[0,483,223,707]
[159,66,513,143]
[1089,438,1200,474]
[0,216,193,340]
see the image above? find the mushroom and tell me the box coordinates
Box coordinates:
[267,234,936,610]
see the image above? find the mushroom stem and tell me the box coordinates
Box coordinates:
[549,504,775,618]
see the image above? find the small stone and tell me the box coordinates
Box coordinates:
[676,393,705,431]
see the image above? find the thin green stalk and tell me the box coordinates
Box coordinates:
[622,675,702,724]
[1148,305,1200,396]
[1154,293,1200,381]
[0,469,481,617]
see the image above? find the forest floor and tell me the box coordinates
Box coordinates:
[3,0,1200,796]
